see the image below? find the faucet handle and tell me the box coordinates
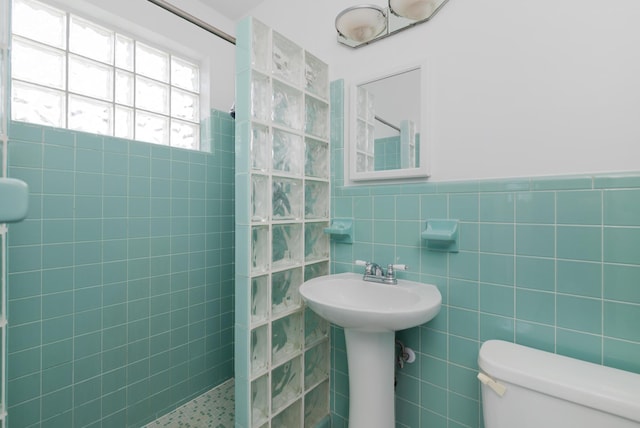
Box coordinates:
[390,264,408,271]
[354,260,369,266]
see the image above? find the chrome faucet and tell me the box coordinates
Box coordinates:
[355,260,408,285]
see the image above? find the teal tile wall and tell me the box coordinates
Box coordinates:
[329,80,640,428]
[6,111,235,428]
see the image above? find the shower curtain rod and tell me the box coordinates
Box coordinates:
[146,0,236,45]
[375,115,401,132]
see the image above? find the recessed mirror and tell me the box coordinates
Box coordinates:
[348,65,430,182]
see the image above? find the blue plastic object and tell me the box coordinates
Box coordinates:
[0,178,29,223]
[323,218,353,244]
[422,219,459,252]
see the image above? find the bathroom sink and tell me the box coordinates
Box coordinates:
[299,272,441,332]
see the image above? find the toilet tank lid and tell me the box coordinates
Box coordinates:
[478,340,640,424]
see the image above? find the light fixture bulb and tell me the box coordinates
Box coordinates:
[389,0,436,20]
[335,5,387,43]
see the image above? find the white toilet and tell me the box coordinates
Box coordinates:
[478,340,640,427]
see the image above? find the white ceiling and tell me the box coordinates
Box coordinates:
[195,0,267,20]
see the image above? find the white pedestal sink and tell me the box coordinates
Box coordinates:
[299,272,442,428]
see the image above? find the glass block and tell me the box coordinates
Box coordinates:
[171,56,199,93]
[273,129,303,176]
[304,308,329,346]
[272,399,302,428]
[136,42,169,83]
[357,86,368,120]
[251,124,270,171]
[252,174,269,222]
[305,138,329,179]
[272,81,303,131]
[68,94,112,135]
[252,225,270,274]
[11,80,65,127]
[356,119,368,151]
[271,356,302,413]
[304,262,329,282]
[272,267,303,317]
[304,96,329,139]
[115,34,134,71]
[304,342,329,389]
[367,124,375,152]
[272,31,303,87]
[170,119,199,150]
[171,88,199,122]
[304,381,329,428]
[272,312,303,366]
[251,71,271,122]
[251,275,269,326]
[69,55,113,101]
[273,178,302,221]
[115,70,133,106]
[115,106,133,140]
[136,76,169,115]
[13,0,66,49]
[251,325,269,377]
[272,224,302,270]
[305,52,328,99]
[304,181,329,219]
[69,15,114,64]
[12,37,65,89]
[136,110,169,146]
[251,374,269,427]
[304,223,329,262]
[251,18,270,73]
[367,91,376,122]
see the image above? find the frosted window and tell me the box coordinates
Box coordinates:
[68,94,112,135]
[12,80,65,127]
[115,106,134,139]
[12,0,66,49]
[12,37,65,89]
[68,55,113,100]
[136,76,169,115]
[115,70,134,106]
[171,88,199,122]
[171,57,199,92]
[69,15,114,64]
[11,0,202,150]
[115,35,134,71]
[136,42,169,83]
[136,111,169,146]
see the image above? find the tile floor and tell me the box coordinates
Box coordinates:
[145,379,235,428]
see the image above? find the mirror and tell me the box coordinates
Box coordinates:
[348,65,430,182]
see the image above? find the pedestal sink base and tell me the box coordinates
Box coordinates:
[345,329,395,428]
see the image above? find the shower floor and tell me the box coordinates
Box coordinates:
[145,378,235,428]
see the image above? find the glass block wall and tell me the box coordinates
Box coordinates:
[235,17,331,428]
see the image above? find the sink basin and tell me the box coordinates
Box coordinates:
[299,272,441,332]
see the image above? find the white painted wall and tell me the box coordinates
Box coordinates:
[247,0,640,181]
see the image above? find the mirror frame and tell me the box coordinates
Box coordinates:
[346,61,431,184]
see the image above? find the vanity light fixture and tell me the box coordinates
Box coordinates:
[336,0,449,48]
[335,5,388,44]
[389,0,437,21]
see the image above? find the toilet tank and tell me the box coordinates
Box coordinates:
[478,340,640,428]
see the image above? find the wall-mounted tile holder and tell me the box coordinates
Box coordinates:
[323,218,353,244]
[422,219,459,252]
